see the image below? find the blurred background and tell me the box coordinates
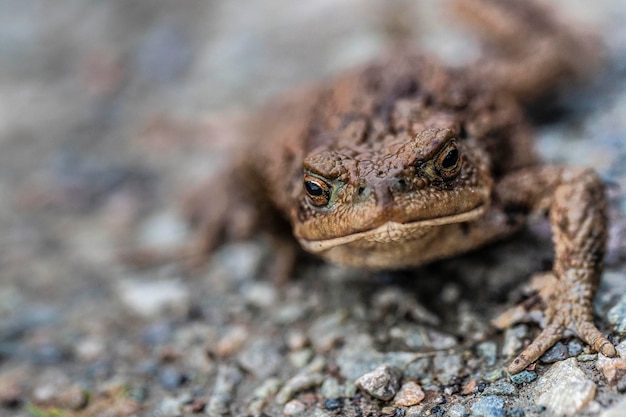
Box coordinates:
[1,0,626,415]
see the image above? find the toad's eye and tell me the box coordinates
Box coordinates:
[435,140,461,180]
[304,175,331,207]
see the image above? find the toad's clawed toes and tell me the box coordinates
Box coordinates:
[506,300,615,374]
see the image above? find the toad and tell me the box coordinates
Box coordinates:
[140,0,618,374]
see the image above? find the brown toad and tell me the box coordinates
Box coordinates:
[139,0,618,373]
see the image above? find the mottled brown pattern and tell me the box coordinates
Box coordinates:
[176,0,617,373]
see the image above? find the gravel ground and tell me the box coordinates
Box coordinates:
[1,1,626,416]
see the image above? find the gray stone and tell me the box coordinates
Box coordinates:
[320,378,343,400]
[471,395,505,417]
[567,339,584,357]
[117,278,189,317]
[539,341,569,364]
[403,357,431,381]
[483,380,517,396]
[509,370,536,385]
[608,293,626,334]
[356,365,402,401]
[447,403,468,417]
[477,342,498,366]
[502,325,528,358]
[206,365,243,417]
[237,337,283,378]
[484,369,507,383]
[276,373,324,405]
[534,358,596,417]
[433,354,463,384]
[337,335,417,380]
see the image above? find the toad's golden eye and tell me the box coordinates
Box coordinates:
[304,174,331,207]
[435,139,462,180]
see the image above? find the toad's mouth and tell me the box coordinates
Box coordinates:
[297,204,487,253]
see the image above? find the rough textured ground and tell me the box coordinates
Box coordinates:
[1,1,626,416]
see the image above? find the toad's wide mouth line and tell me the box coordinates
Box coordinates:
[297,204,487,253]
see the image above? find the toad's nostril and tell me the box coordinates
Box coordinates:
[390,178,408,193]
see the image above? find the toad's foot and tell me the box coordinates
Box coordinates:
[494,272,616,374]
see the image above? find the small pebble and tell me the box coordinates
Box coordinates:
[286,329,308,350]
[213,326,248,357]
[312,408,332,417]
[283,399,307,416]
[403,358,430,381]
[309,312,349,352]
[158,367,187,391]
[470,395,505,417]
[509,370,537,385]
[241,281,277,308]
[324,398,342,411]
[237,338,283,379]
[596,341,626,385]
[482,380,517,396]
[433,354,463,384]
[276,373,324,405]
[393,381,425,407]
[447,403,468,417]
[483,369,507,382]
[142,322,173,346]
[577,353,598,362]
[206,365,243,416]
[117,279,189,317]
[534,358,596,417]
[539,341,569,364]
[288,348,313,368]
[356,365,401,401]
[476,342,498,366]
[502,325,527,358]
[567,339,584,357]
[430,405,445,417]
[320,378,343,400]
[607,293,626,334]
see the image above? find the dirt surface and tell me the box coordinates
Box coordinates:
[1,1,626,416]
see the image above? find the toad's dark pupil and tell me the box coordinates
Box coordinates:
[441,148,459,169]
[305,180,323,196]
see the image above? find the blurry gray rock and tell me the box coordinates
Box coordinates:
[483,380,517,396]
[433,354,463,385]
[207,364,243,417]
[539,341,569,364]
[237,337,283,379]
[502,325,528,358]
[276,373,324,405]
[117,278,189,317]
[534,358,596,417]
[337,335,417,380]
[608,293,626,334]
[470,395,505,417]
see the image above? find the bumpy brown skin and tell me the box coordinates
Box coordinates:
[186,0,616,374]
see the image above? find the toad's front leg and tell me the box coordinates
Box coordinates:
[496,166,617,374]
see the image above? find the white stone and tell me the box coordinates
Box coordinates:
[534,358,596,417]
[117,278,189,317]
